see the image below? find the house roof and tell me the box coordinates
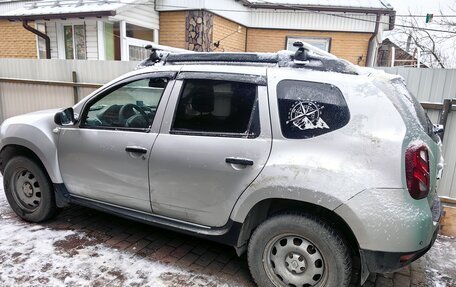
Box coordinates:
[0,0,136,20]
[241,0,394,12]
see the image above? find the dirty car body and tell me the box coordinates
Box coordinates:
[0,47,443,287]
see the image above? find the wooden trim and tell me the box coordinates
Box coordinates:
[441,196,456,205]
[0,77,102,89]
[441,205,456,237]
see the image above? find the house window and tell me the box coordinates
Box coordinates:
[126,23,154,42]
[286,37,331,52]
[36,23,47,59]
[64,24,87,60]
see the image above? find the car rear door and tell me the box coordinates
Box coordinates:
[149,71,272,227]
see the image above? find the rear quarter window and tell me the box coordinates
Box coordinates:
[277,80,350,139]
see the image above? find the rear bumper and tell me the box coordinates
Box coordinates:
[357,196,442,284]
[360,224,439,274]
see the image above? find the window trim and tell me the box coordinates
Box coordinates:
[78,72,176,132]
[176,72,267,86]
[169,78,261,139]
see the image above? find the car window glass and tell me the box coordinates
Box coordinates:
[277,80,349,139]
[172,79,259,137]
[82,78,168,130]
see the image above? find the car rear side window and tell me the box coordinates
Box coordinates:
[172,79,260,138]
[277,80,349,139]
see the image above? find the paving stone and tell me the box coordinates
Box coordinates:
[194,251,217,267]
[177,252,199,267]
[375,276,394,287]
[393,273,411,287]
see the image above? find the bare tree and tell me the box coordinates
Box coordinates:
[390,6,456,68]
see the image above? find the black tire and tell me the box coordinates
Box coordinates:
[247,213,352,287]
[3,156,58,222]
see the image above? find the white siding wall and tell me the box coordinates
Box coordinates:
[249,10,377,32]
[156,0,389,33]
[113,3,160,30]
[39,18,103,60]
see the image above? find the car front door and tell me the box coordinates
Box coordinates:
[57,72,175,212]
[149,72,272,227]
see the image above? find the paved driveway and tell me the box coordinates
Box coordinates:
[0,188,455,287]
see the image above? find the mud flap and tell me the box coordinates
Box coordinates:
[53,183,71,208]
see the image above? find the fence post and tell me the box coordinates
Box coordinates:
[72,71,78,104]
[439,98,452,140]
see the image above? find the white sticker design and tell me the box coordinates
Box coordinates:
[286,100,330,130]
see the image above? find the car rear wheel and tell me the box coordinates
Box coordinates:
[247,213,352,287]
[3,156,58,222]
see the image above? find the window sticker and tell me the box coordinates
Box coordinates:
[277,80,349,139]
[287,100,329,130]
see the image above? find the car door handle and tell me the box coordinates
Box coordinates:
[125,146,148,154]
[225,157,254,166]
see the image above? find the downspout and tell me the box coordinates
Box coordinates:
[366,13,381,67]
[22,20,51,59]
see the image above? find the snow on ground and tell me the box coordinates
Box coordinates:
[0,176,231,287]
[423,235,456,287]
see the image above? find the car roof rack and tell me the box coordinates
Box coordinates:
[136,42,358,75]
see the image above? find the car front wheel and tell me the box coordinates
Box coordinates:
[247,213,352,287]
[3,156,58,222]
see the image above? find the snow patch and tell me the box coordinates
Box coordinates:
[0,176,233,286]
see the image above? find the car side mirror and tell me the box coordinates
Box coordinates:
[54,107,75,126]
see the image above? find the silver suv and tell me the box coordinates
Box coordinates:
[0,44,444,287]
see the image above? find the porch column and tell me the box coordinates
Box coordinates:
[119,20,127,61]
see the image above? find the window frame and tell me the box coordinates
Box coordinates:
[63,23,87,60]
[169,75,262,139]
[285,36,332,52]
[78,72,176,133]
[35,23,47,59]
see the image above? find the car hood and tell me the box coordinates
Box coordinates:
[2,109,59,127]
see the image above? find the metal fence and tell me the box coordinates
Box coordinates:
[0,60,455,199]
[0,59,139,120]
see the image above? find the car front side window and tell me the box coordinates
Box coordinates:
[81,77,169,131]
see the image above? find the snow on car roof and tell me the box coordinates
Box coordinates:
[247,0,393,10]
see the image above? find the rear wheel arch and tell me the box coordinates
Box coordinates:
[235,198,360,258]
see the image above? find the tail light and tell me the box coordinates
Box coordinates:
[405,144,430,199]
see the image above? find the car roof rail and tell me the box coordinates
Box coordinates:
[136,42,358,75]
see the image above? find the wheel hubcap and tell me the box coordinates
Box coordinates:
[285,252,307,274]
[264,235,325,287]
[12,169,41,211]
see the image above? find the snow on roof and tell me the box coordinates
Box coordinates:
[247,0,393,10]
[0,0,137,18]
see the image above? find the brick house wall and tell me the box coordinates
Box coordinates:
[212,15,247,52]
[0,20,37,58]
[159,11,187,49]
[159,11,373,66]
[246,29,371,66]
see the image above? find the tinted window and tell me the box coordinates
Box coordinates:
[172,79,259,137]
[277,80,349,139]
[82,78,168,130]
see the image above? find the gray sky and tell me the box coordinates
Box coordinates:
[387,0,455,15]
